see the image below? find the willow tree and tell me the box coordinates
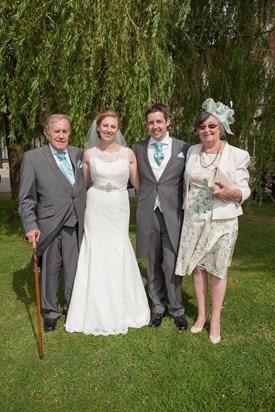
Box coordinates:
[0,0,191,219]
[0,1,56,218]
[169,0,274,198]
[1,0,274,221]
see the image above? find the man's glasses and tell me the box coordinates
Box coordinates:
[199,124,218,130]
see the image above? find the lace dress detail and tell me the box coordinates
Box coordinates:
[175,152,238,279]
[91,146,129,192]
[65,146,150,335]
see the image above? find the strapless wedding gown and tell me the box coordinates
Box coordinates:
[65,146,150,335]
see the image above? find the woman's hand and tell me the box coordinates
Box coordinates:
[213,183,242,203]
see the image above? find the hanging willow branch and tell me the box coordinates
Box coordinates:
[0,0,274,219]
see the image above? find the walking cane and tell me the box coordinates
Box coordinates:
[33,244,44,359]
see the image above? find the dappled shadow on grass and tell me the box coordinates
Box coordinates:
[0,193,11,219]
[0,216,24,237]
[129,197,137,234]
[182,290,197,320]
[130,199,197,320]
[146,287,196,321]
[13,263,42,355]
[139,269,197,321]
[242,201,275,221]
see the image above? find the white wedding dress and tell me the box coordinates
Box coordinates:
[65,146,150,335]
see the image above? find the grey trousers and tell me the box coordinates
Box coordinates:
[41,225,79,319]
[146,208,184,317]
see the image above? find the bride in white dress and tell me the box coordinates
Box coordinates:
[65,110,150,335]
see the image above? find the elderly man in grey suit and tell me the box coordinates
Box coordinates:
[133,103,190,330]
[19,114,86,332]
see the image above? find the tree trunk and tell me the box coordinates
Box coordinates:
[7,143,21,221]
[3,112,22,222]
[272,173,275,202]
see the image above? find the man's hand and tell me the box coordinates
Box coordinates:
[25,230,41,248]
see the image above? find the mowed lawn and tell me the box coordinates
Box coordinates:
[0,193,274,411]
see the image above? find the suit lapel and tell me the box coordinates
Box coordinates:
[158,138,179,180]
[67,146,76,170]
[68,146,80,189]
[42,145,74,194]
[143,138,157,181]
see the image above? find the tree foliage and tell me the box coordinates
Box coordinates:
[171,0,274,197]
[0,0,274,218]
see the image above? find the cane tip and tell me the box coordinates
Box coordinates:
[39,355,44,360]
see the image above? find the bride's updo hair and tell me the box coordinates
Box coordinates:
[96,110,121,137]
[86,110,127,148]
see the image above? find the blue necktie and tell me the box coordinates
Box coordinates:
[55,152,75,186]
[152,142,165,166]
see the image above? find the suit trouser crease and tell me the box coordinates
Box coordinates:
[41,225,79,319]
[147,208,184,317]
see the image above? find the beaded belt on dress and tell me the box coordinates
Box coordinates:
[94,183,123,192]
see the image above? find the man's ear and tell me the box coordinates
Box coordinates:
[166,117,171,127]
[44,128,49,140]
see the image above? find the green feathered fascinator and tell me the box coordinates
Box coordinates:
[202,98,235,135]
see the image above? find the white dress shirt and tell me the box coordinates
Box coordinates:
[148,133,172,211]
[49,143,73,170]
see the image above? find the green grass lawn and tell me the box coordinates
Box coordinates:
[0,194,274,411]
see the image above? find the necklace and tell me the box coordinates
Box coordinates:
[199,142,222,168]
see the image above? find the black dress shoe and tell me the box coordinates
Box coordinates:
[44,318,57,332]
[148,313,163,327]
[173,315,188,331]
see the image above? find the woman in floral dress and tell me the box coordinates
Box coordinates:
[175,98,250,343]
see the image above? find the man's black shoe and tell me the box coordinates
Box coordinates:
[173,315,188,331]
[148,313,163,327]
[44,318,57,332]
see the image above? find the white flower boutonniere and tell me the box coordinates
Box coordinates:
[177,152,185,159]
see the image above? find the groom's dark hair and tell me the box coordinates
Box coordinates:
[145,103,169,121]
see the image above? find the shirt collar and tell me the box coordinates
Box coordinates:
[149,133,170,146]
[49,143,68,155]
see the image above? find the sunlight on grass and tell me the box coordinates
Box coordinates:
[0,194,274,411]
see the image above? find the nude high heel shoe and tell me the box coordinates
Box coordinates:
[190,314,210,334]
[210,335,221,344]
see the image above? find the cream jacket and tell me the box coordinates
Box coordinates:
[183,142,251,220]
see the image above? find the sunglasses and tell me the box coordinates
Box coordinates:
[199,124,218,130]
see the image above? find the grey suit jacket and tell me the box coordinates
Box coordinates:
[19,144,86,257]
[133,137,190,258]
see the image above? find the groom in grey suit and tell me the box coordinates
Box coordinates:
[19,114,86,332]
[133,104,190,330]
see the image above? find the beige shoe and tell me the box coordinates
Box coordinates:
[210,335,221,344]
[190,314,209,334]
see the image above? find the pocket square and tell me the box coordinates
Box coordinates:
[77,160,83,169]
[177,152,185,159]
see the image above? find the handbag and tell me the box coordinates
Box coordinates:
[208,167,235,191]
